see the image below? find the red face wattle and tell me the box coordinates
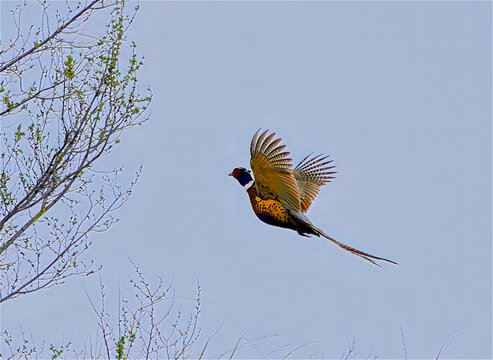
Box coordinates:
[231,168,240,178]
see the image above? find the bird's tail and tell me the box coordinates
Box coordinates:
[311,225,398,267]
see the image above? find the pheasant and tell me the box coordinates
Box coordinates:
[229,129,397,266]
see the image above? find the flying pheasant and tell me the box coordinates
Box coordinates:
[229,129,397,266]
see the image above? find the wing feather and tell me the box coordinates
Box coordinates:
[250,129,301,212]
[294,153,336,212]
[263,139,283,157]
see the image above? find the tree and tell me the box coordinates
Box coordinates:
[2,261,309,359]
[0,0,151,303]
[2,263,205,360]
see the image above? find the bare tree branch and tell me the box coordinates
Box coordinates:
[0,0,151,302]
[0,0,100,74]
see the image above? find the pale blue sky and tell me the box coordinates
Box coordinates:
[2,1,492,359]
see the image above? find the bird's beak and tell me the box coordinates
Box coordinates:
[228,172,233,176]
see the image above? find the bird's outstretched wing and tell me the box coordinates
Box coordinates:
[294,154,336,212]
[250,129,301,212]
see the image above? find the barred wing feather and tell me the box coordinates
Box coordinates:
[250,129,301,212]
[294,154,336,212]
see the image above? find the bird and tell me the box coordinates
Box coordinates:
[229,129,397,266]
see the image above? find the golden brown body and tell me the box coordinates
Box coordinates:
[246,185,295,227]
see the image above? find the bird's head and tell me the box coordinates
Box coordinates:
[229,167,253,188]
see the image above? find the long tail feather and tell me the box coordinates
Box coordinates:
[312,226,398,267]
